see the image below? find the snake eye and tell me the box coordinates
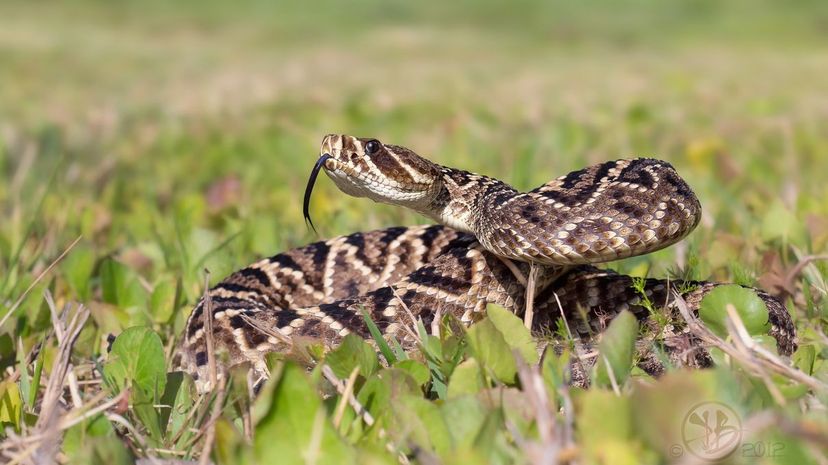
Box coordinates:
[364,140,381,155]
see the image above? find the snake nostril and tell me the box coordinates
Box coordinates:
[349,152,359,162]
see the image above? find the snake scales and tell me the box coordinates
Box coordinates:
[179,135,796,392]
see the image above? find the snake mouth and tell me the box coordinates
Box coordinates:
[303,153,333,233]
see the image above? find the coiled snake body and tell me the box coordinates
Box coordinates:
[180,135,796,392]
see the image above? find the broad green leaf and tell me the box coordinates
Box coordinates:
[326,333,380,379]
[390,395,452,456]
[103,326,166,397]
[487,305,538,364]
[441,395,487,451]
[447,359,485,398]
[699,285,770,338]
[751,334,779,354]
[578,389,632,451]
[466,318,517,383]
[394,359,430,386]
[357,368,420,417]
[254,363,356,465]
[592,310,638,388]
[631,369,742,459]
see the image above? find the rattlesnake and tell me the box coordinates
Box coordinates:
[179,135,797,392]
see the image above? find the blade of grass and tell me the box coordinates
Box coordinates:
[390,335,408,362]
[359,306,397,364]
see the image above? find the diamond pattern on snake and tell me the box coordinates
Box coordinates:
[179,134,796,392]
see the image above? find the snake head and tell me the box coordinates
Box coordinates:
[313,134,443,209]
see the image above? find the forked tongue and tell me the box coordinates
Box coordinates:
[303,154,332,234]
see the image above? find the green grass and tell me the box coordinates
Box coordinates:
[1,1,827,463]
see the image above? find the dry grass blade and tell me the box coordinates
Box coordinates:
[523,264,541,330]
[167,395,206,448]
[515,353,555,444]
[106,413,161,464]
[600,355,622,396]
[36,301,88,426]
[430,304,443,338]
[785,253,828,296]
[321,365,374,427]
[389,286,421,343]
[723,304,786,406]
[198,375,226,465]
[239,313,292,346]
[0,235,82,330]
[332,367,360,429]
[201,270,218,392]
[496,256,527,286]
[551,291,591,383]
[514,353,577,464]
[673,291,828,391]
[0,293,90,464]
[320,365,410,465]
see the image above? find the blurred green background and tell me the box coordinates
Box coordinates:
[1,0,827,335]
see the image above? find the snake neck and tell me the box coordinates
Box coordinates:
[422,166,518,235]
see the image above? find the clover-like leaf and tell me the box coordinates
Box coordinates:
[325,333,380,379]
[488,304,539,364]
[592,310,638,388]
[466,318,517,383]
[699,285,770,338]
[103,326,166,397]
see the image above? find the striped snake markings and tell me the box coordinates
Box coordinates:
[180,134,796,392]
